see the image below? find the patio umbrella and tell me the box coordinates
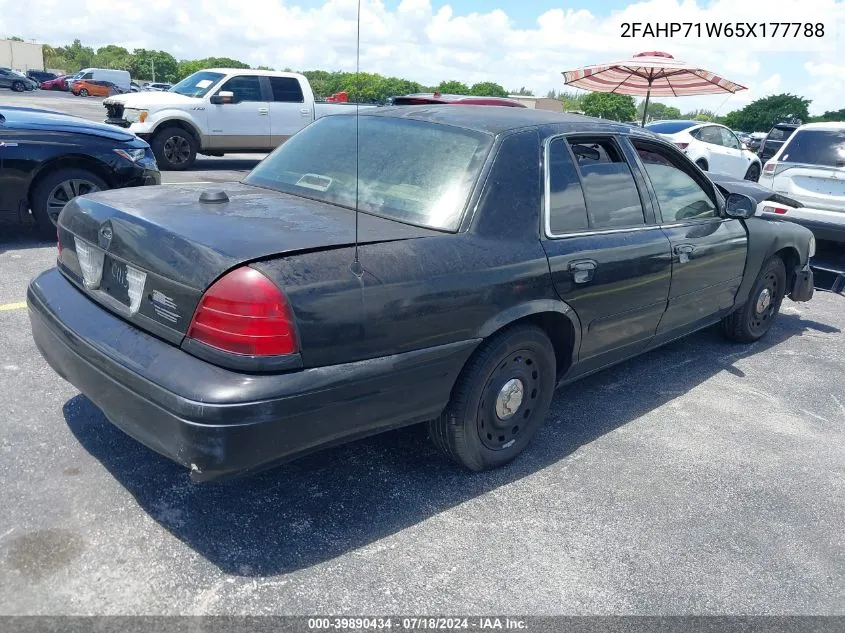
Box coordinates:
[562,51,747,126]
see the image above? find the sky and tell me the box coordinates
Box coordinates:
[2,0,845,115]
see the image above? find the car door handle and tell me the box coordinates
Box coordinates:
[674,244,696,263]
[568,259,597,284]
[258,108,269,115]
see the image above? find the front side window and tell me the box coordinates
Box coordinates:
[719,128,740,150]
[245,115,492,232]
[635,144,718,222]
[780,129,845,167]
[697,126,724,146]
[567,137,645,229]
[219,75,263,102]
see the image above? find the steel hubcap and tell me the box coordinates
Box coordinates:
[163,136,191,164]
[46,179,100,222]
[495,378,525,420]
[756,287,772,313]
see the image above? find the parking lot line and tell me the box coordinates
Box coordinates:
[0,301,27,312]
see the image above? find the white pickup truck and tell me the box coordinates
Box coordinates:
[104,68,376,170]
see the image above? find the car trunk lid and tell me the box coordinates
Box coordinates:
[57,182,439,343]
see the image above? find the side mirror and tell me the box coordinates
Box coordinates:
[210,90,235,105]
[724,193,757,219]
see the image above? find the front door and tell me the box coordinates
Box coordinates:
[206,75,271,151]
[627,138,748,339]
[541,134,673,373]
[717,127,753,177]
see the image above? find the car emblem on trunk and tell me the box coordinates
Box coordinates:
[98,224,113,249]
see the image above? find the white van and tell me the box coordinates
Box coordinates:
[69,68,131,92]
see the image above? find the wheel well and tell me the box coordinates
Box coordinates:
[27,155,114,207]
[152,119,201,146]
[774,246,800,289]
[513,312,576,378]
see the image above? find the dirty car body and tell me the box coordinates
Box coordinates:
[28,107,816,481]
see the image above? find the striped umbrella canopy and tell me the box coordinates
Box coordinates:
[562,51,747,126]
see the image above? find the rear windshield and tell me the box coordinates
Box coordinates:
[645,121,697,134]
[781,129,845,167]
[244,115,493,232]
[170,71,224,98]
[767,126,797,141]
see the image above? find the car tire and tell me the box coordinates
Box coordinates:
[744,163,761,182]
[12,80,25,92]
[428,324,557,471]
[695,158,708,171]
[151,127,198,171]
[722,256,787,343]
[31,168,108,238]
[79,88,89,97]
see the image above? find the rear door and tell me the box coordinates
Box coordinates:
[717,127,753,177]
[263,76,312,147]
[541,134,672,371]
[206,75,271,151]
[627,138,748,338]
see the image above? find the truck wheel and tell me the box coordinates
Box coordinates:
[722,256,786,342]
[12,80,25,92]
[428,325,556,471]
[31,168,107,238]
[152,127,197,171]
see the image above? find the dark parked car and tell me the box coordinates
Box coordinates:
[0,68,38,91]
[758,123,800,162]
[0,106,160,236]
[28,107,815,482]
[27,70,57,84]
[390,92,526,107]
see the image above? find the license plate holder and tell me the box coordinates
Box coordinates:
[100,257,132,307]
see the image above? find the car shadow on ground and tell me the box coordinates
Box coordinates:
[64,313,839,577]
[0,223,52,254]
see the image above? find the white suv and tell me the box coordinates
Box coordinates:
[758,122,845,244]
[645,120,762,181]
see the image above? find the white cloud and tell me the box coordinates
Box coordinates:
[0,0,842,110]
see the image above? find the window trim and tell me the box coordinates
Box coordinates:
[627,137,725,225]
[265,75,306,104]
[542,132,653,239]
[215,74,265,103]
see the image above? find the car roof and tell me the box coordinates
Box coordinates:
[795,121,845,131]
[355,104,641,136]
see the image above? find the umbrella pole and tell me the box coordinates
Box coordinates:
[640,86,651,127]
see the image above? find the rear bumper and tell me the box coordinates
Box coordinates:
[760,205,845,244]
[28,269,477,481]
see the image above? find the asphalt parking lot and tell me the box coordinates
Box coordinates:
[1,90,844,616]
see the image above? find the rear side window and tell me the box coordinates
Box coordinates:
[269,77,304,103]
[780,129,845,167]
[546,138,589,234]
[767,126,795,141]
[82,72,93,79]
[567,138,645,229]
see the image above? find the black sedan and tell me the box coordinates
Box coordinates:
[0,107,160,237]
[28,107,815,481]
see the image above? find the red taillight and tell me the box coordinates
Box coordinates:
[763,162,776,174]
[187,267,298,357]
[675,142,689,150]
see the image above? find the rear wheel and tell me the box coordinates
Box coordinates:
[79,88,89,97]
[31,168,107,238]
[12,80,25,92]
[428,325,556,471]
[722,256,787,342]
[151,126,198,171]
[744,163,761,182]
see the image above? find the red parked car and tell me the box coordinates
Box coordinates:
[390,92,527,107]
[40,75,70,91]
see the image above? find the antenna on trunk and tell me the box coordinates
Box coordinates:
[349,0,364,278]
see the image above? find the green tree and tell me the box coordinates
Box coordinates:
[175,56,250,81]
[512,86,534,96]
[469,81,508,97]
[581,92,636,121]
[254,65,274,71]
[638,100,681,121]
[95,45,133,70]
[437,80,470,94]
[810,108,845,122]
[9,36,24,42]
[721,93,810,132]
